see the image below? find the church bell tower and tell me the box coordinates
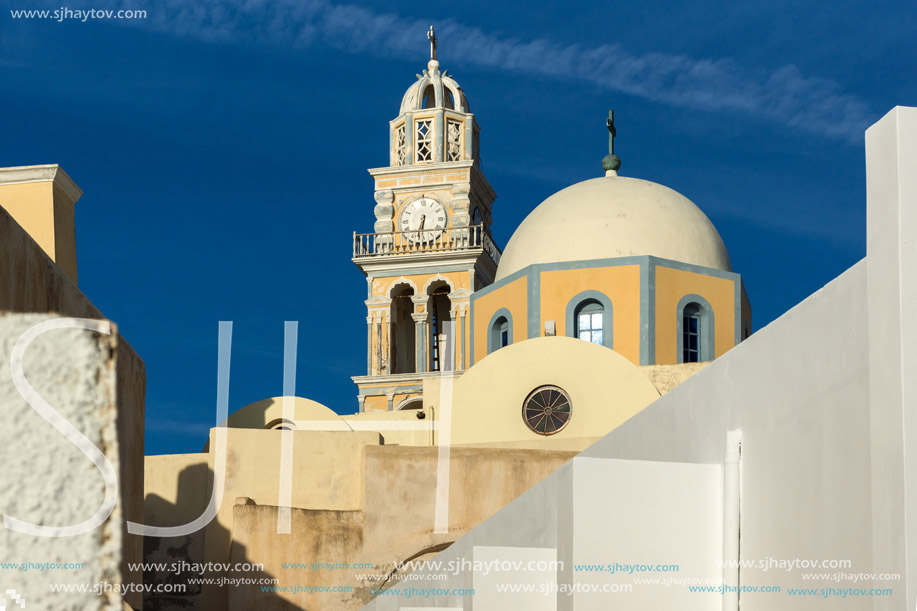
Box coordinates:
[351,27,500,412]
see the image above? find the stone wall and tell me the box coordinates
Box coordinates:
[0,206,146,608]
[0,314,124,610]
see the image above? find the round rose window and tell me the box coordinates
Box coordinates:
[523,385,571,435]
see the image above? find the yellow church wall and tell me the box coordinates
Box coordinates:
[654,265,737,364]
[539,265,641,364]
[363,395,388,412]
[471,275,527,364]
[452,336,660,447]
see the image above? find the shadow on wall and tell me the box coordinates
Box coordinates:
[142,463,297,611]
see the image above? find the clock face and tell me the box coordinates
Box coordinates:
[399,197,447,242]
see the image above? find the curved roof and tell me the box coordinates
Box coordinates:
[399,59,470,114]
[496,175,731,281]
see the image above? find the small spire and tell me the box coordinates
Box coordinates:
[426,25,440,73]
[427,25,438,60]
[602,109,622,176]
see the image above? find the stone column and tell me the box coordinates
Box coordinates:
[458,307,467,371]
[411,295,430,373]
[434,109,445,162]
[374,316,383,376]
[366,316,373,375]
[383,313,391,375]
[412,313,428,373]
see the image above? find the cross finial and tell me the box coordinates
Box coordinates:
[606,109,616,155]
[602,109,622,175]
[427,25,438,60]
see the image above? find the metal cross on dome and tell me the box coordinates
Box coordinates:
[427,25,437,60]
[607,109,616,156]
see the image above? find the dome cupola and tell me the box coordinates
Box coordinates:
[388,26,479,167]
[496,112,731,280]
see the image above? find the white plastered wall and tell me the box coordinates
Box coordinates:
[0,313,123,611]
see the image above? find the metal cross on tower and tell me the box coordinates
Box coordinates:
[427,25,437,60]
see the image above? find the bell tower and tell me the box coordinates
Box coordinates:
[352,27,500,412]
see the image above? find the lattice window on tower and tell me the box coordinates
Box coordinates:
[415,118,434,163]
[395,122,407,166]
[447,119,463,162]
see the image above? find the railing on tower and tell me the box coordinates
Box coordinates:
[353,224,501,265]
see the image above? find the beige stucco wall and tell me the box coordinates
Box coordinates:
[223,445,575,611]
[343,409,435,446]
[640,362,710,394]
[448,336,660,447]
[198,429,381,610]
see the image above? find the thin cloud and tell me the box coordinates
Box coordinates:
[93,0,874,141]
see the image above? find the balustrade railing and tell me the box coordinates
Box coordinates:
[353,225,501,265]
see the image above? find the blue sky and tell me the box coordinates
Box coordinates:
[2,0,913,455]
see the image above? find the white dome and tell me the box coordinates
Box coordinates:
[496,175,731,281]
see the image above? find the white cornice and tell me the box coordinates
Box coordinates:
[367,160,474,179]
[0,164,83,203]
[353,249,490,275]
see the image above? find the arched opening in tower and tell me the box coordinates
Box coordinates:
[390,284,416,374]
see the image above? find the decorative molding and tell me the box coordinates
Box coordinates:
[422,273,455,294]
[0,164,83,203]
[388,276,419,297]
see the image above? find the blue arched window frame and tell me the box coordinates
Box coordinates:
[676,294,715,363]
[487,308,513,354]
[564,290,614,348]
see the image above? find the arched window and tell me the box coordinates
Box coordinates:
[265,418,296,431]
[575,300,604,345]
[487,308,513,354]
[496,318,509,347]
[682,304,702,362]
[564,291,614,348]
[677,295,715,363]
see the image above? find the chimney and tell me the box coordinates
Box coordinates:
[0,164,82,285]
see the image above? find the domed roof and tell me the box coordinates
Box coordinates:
[399,59,470,115]
[496,174,731,281]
